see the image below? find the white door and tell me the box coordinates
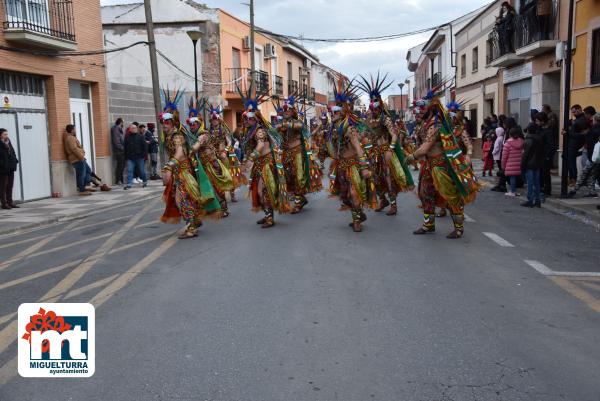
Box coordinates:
[17,112,51,201]
[0,112,22,202]
[70,99,94,170]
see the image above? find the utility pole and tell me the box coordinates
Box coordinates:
[560,0,575,198]
[143,0,163,162]
[249,0,255,87]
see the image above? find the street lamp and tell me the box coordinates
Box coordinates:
[186,30,202,99]
[398,82,405,119]
[404,78,411,112]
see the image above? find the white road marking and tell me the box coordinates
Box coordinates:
[0,259,82,291]
[525,260,600,277]
[482,232,514,247]
[64,274,119,300]
[464,213,476,223]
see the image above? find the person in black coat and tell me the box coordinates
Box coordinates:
[0,128,19,209]
[521,122,545,208]
[535,111,557,197]
[123,124,147,189]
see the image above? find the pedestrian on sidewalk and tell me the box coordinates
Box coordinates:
[502,127,524,197]
[124,124,147,190]
[0,128,19,209]
[563,105,588,186]
[482,134,494,176]
[145,123,160,180]
[111,118,125,185]
[491,118,506,191]
[536,110,557,197]
[63,124,93,196]
[568,112,600,199]
[521,122,544,208]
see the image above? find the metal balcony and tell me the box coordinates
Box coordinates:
[225,68,269,96]
[487,27,523,68]
[287,79,298,96]
[274,75,283,95]
[515,0,559,58]
[1,0,76,51]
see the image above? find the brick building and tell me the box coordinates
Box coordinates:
[0,0,109,200]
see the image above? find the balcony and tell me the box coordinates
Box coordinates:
[515,0,558,58]
[287,79,298,95]
[274,75,283,95]
[1,0,76,51]
[431,72,442,88]
[225,68,269,96]
[487,27,523,68]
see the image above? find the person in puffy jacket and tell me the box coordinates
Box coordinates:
[502,127,524,197]
[123,124,147,190]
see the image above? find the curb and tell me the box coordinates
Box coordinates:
[0,189,162,238]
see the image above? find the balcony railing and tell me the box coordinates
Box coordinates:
[274,75,283,95]
[515,0,557,49]
[225,68,269,95]
[288,79,298,95]
[431,72,442,88]
[2,0,75,42]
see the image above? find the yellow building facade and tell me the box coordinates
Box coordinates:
[570,0,600,110]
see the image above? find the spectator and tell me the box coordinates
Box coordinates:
[537,0,553,40]
[491,118,506,191]
[482,134,494,177]
[534,111,556,197]
[521,123,545,208]
[542,104,559,135]
[564,105,588,185]
[502,127,524,197]
[0,128,19,209]
[124,124,147,190]
[145,123,160,180]
[582,106,597,167]
[111,118,125,185]
[496,2,516,54]
[568,113,600,198]
[64,124,91,196]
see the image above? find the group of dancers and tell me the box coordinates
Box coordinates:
[158,74,479,240]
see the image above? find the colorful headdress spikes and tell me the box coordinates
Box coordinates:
[160,87,185,123]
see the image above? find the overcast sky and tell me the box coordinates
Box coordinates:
[100,0,491,98]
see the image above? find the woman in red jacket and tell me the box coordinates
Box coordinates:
[501,127,524,197]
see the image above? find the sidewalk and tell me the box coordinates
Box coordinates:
[473,160,600,227]
[0,181,164,236]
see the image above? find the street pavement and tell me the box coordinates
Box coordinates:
[0,176,599,400]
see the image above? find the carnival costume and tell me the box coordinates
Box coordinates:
[160,89,221,239]
[187,97,234,217]
[240,85,290,228]
[357,73,414,216]
[328,81,377,232]
[276,95,323,213]
[407,92,479,239]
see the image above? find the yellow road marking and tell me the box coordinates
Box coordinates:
[64,274,119,300]
[90,236,177,308]
[550,277,600,313]
[0,259,82,291]
[26,232,113,260]
[0,199,158,357]
[0,220,79,273]
[578,281,600,293]
[0,313,15,326]
[108,231,173,255]
[0,356,17,386]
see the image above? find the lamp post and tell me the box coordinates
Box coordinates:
[398,82,405,119]
[404,78,411,112]
[186,30,202,99]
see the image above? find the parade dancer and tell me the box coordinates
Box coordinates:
[358,73,414,216]
[207,103,248,203]
[187,97,234,218]
[407,92,479,239]
[436,101,474,218]
[241,88,290,228]
[160,90,221,239]
[278,95,322,214]
[329,81,377,232]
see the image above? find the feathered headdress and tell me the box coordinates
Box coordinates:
[236,80,270,126]
[160,87,185,123]
[332,78,360,125]
[356,72,394,116]
[186,96,206,125]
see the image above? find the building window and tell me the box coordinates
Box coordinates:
[460,54,466,77]
[0,70,44,96]
[472,47,479,72]
[592,28,600,85]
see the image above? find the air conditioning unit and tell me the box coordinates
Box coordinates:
[242,36,251,50]
[303,59,312,69]
[264,43,276,58]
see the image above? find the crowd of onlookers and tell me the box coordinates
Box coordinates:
[111,118,160,190]
[480,104,600,209]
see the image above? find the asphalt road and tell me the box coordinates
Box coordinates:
[0,182,599,401]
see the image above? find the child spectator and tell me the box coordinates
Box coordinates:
[482,134,494,177]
